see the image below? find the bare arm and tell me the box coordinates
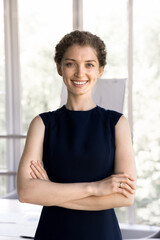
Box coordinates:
[56,193,134,211]
[17,116,93,206]
[114,115,137,204]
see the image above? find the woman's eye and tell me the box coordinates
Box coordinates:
[86,63,94,68]
[66,62,73,67]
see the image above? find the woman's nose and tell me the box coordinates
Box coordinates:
[74,66,85,78]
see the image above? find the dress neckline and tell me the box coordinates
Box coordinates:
[62,104,98,112]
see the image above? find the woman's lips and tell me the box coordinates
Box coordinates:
[71,80,88,87]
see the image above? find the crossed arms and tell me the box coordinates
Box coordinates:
[17,115,136,210]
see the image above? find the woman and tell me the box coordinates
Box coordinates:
[17,30,136,240]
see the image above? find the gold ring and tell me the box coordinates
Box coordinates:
[119,182,122,188]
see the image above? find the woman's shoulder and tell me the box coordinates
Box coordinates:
[97,105,124,126]
[38,105,64,126]
[38,111,54,126]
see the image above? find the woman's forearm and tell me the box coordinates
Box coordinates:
[24,161,136,207]
[56,193,135,211]
[18,179,94,206]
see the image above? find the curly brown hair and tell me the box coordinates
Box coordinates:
[54,30,107,67]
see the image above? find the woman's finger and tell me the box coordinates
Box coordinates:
[36,160,49,180]
[31,160,49,180]
[112,173,135,182]
[30,170,37,179]
[117,187,131,198]
[118,182,135,194]
[30,163,44,180]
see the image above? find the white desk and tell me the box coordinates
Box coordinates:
[0,199,42,239]
[0,237,23,240]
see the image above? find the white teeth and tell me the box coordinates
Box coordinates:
[73,81,87,85]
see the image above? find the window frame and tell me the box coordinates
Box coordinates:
[1,0,21,192]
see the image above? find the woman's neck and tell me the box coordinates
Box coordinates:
[65,98,96,111]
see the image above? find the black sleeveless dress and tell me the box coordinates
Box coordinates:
[34,104,123,240]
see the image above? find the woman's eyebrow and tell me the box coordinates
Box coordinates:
[64,58,97,63]
[85,60,97,63]
[64,58,76,61]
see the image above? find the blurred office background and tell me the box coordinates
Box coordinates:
[0,0,160,228]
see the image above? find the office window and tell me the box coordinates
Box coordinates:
[133,0,160,225]
[84,0,128,79]
[0,0,6,135]
[0,0,5,134]
[0,0,7,197]
[18,0,72,133]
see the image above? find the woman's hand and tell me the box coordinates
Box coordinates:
[93,173,136,198]
[30,160,50,181]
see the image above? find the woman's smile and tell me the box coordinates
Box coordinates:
[71,80,89,87]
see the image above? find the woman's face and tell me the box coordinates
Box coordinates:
[57,44,104,97]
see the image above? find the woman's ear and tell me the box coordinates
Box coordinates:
[56,63,62,76]
[98,66,104,78]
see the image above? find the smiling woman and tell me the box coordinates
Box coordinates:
[17,30,136,240]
